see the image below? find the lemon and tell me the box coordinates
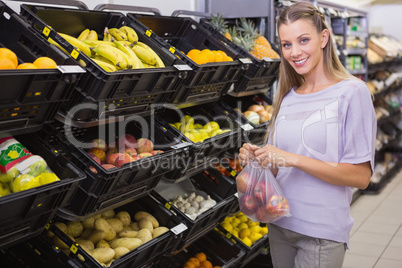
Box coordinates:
[203,121,220,132]
[238,222,249,230]
[12,174,40,192]
[37,173,60,185]
[239,228,251,239]
[220,222,233,233]
[183,132,195,142]
[190,130,202,143]
[198,129,210,141]
[250,232,263,243]
[183,115,194,125]
[238,214,249,223]
[242,237,252,247]
[236,211,244,217]
[250,225,262,234]
[174,122,182,129]
[231,218,241,227]
[169,123,177,129]
[260,227,268,235]
[194,123,203,129]
[232,230,239,238]
[211,129,224,137]
[0,182,10,197]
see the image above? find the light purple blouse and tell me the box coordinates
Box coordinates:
[270,78,376,246]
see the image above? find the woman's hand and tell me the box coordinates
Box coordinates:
[255,144,296,168]
[238,143,260,166]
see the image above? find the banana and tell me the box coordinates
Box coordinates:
[86,30,98,41]
[58,33,92,57]
[91,58,117,72]
[48,37,69,54]
[77,29,90,41]
[136,41,165,67]
[141,62,156,68]
[109,28,127,41]
[132,44,157,66]
[103,27,113,42]
[93,44,128,69]
[114,41,144,69]
[84,40,116,48]
[119,26,138,44]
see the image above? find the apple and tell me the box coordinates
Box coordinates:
[236,171,251,193]
[247,104,264,113]
[130,155,143,161]
[253,181,271,205]
[88,148,106,162]
[124,147,137,157]
[118,134,137,149]
[256,206,276,223]
[106,153,120,165]
[266,194,289,218]
[88,152,101,165]
[257,110,271,123]
[139,152,152,158]
[137,138,154,153]
[101,164,116,170]
[114,153,132,168]
[150,150,164,155]
[91,138,108,151]
[239,194,258,215]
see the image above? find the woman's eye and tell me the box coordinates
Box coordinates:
[282,43,291,48]
[300,38,309,44]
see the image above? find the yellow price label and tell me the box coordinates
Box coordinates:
[169,47,176,54]
[230,170,237,177]
[165,202,171,209]
[146,30,152,37]
[225,233,232,239]
[42,26,51,37]
[70,49,79,59]
[44,223,50,230]
[70,244,78,254]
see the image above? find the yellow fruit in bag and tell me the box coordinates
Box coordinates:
[12,174,40,192]
[37,172,60,186]
[0,182,10,197]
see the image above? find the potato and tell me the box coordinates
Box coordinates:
[122,226,133,231]
[76,239,95,251]
[82,217,96,229]
[90,248,115,264]
[97,239,111,248]
[152,227,169,238]
[138,218,153,233]
[129,222,140,231]
[136,228,152,244]
[113,246,130,259]
[109,238,142,251]
[106,218,124,233]
[94,214,102,219]
[95,218,116,241]
[118,230,138,238]
[47,222,67,238]
[67,221,84,238]
[88,230,106,244]
[116,211,131,226]
[101,209,115,219]
[134,211,159,228]
[80,228,94,239]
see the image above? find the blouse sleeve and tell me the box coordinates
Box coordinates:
[340,81,377,174]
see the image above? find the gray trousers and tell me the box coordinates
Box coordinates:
[268,224,346,268]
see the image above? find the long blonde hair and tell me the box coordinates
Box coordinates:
[266,1,352,143]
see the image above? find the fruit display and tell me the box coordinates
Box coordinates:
[216,211,268,247]
[186,48,233,65]
[0,136,60,197]
[235,103,273,125]
[169,115,231,143]
[47,208,170,266]
[171,192,217,220]
[0,47,57,70]
[182,251,221,268]
[214,157,243,177]
[86,135,163,171]
[207,14,280,60]
[54,26,165,72]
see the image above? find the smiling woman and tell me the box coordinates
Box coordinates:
[238,2,377,268]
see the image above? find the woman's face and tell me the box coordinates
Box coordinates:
[279,19,328,77]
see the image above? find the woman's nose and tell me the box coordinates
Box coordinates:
[291,45,302,57]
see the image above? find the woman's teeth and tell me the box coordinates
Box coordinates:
[295,58,308,64]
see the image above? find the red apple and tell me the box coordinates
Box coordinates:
[239,194,258,216]
[124,147,137,157]
[91,138,108,151]
[266,194,289,218]
[150,150,163,155]
[131,155,143,161]
[114,153,132,168]
[118,134,137,149]
[106,153,120,165]
[139,152,152,158]
[88,153,101,165]
[236,171,251,194]
[256,206,276,223]
[101,164,116,170]
[253,181,271,205]
[137,138,154,153]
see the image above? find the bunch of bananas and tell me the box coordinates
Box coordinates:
[51,26,165,72]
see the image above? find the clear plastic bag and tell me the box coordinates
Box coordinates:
[236,159,290,223]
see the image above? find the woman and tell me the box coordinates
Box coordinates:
[238,2,376,268]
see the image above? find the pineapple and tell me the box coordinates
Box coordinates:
[209,13,232,41]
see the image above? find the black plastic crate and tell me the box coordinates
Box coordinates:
[20,4,188,122]
[151,168,238,251]
[0,1,83,135]
[2,195,184,268]
[200,19,281,93]
[126,14,248,107]
[0,133,85,249]
[155,228,245,268]
[34,117,191,218]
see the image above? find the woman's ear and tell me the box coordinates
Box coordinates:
[321,29,330,48]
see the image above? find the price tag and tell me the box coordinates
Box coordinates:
[241,124,253,131]
[262,57,273,62]
[239,58,252,64]
[45,223,50,230]
[165,202,171,210]
[171,223,188,235]
[174,64,192,71]
[70,244,78,254]
[42,26,52,37]
[234,192,239,198]
[171,142,192,150]
[225,233,232,239]
[70,49,80,59]
[145,30,152,37]
[230,170,237,177]
[57,65,86,73]
[169,47,176,54]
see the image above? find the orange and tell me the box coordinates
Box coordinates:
[195,252,207,263]
[226,56,233,61]
[212,51,223,62]
[17,63,38,69]
[188,257,200,267]
[187,49,201,58]
[200,260,213,268]
[33,57,57,69]
[0,58,16,69]
[216,50,228,61]
[184,261,196,268]
[0,47,18,68]
[200,49,215,63]
[191,53,208,65]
